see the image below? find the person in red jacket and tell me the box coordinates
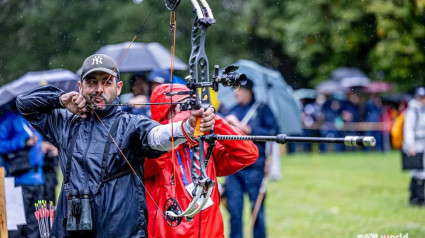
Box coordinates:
[144,84,259,238]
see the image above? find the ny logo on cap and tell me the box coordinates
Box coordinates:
[92,56,103,65]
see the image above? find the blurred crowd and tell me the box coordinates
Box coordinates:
[288,89,406,153]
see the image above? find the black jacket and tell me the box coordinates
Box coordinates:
[17,86,164,238]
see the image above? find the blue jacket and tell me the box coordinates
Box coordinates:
[226,100,278,169]
[0,111,44,185]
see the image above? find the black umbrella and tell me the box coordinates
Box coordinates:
[0,69,79,113]
[84,41,188,73]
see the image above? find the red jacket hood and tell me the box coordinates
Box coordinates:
[150,84,191,124]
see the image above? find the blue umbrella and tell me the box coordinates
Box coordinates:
[0,69,79,112]
[87,41,188,73]
[217,59,302,135]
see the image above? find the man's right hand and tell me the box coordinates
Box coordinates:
[61,92,88,118]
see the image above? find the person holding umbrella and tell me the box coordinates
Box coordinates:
[223,78,278,238]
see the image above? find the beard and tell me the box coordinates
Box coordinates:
[86,94,111,111]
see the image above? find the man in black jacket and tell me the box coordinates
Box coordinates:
[16,54,215,238]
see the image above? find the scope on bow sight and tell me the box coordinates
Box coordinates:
[212,65,247,91]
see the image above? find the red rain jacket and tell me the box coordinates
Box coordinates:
[144,84,259,238]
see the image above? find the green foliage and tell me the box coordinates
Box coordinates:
[367,0,425,90]
[242,0,425,89]
[1,0,424,90]
[0,0,250,87]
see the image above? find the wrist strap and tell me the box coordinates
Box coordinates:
[181,118,199,147]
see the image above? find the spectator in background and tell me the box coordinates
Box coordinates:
[364,94,383,151]
[120,73,149,103]
[41,141,59,202]
[224,78,278,238]
[300,98,321,152]
[342,90,362,131]
[317,94,345,152]
[121,73,151,117]
[403,86,425,206]
[0,106,44,238]
[148,67,186,95]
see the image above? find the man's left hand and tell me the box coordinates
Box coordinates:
[189,107,215,132]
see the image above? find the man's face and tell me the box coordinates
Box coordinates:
[78,71,123,110]
[234,88,253,106]
[419,96,425,106]
[132,78,149,96]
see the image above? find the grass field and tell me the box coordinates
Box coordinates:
[220,151,425,238]
[55,151,424,237]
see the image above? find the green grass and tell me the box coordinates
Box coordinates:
[55,151,424,237]
[220,151,425,238]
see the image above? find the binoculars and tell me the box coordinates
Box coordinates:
[66,189,93,231]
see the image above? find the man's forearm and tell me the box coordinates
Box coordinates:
[148,120,195,151]
[16,86,64,117]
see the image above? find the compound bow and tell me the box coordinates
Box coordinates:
[91,0,377,228]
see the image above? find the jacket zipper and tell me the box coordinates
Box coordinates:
[82,118,95,188]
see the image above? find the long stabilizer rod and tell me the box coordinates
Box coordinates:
[210,134,376,147]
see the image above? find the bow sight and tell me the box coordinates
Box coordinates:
[212,65,247,90]
[164,64,246,111]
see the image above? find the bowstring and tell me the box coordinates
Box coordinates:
[169,9,177,201]
[93,110,167,220]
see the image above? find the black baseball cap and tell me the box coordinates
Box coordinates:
[80,54,120,81]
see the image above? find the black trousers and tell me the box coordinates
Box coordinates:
[9,184,45,238]
[409,178,424,204]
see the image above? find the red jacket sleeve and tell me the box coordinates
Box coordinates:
[212,116,259,176]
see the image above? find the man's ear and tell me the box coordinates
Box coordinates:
[116,80,123,96]
[78,81,82,94]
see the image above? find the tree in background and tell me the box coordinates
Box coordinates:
[242,0,425,90]
[0,0,424,90]
[0,0,250,88]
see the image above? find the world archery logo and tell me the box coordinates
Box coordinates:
[92,55,103,65]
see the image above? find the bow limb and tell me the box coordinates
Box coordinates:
[165,185,203,217]
[185,185,214,219]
